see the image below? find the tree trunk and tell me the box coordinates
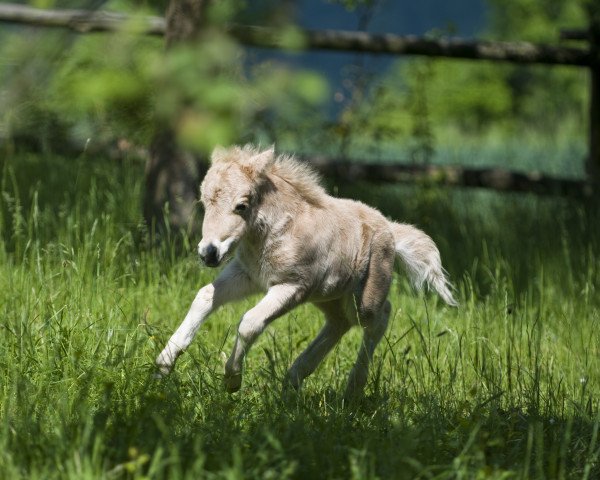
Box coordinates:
[143,0,209,235]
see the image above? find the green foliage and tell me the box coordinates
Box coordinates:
[0,1,328,155]
[354,57,587,160]
[1,153,600,479]
[478,0,589,138]
[0,30,70,151]
[422,61,513,131]
[487,0,587,42]
[49,32,161,146]
[332,0,590,163]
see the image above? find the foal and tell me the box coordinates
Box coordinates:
[156,145,457,398]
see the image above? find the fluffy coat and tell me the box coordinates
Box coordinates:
[156,145,457,398]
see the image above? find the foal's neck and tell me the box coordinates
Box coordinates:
[250,174,309,240]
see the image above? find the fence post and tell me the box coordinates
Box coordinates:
[588,7,600,183]
[590,67,600,182]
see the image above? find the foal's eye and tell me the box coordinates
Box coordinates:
[234,202,248,214]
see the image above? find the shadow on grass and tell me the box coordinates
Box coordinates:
[87,370,600,479]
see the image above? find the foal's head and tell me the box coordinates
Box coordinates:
[197,145,275,267]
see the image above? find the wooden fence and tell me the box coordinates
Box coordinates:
[0,3,598,196]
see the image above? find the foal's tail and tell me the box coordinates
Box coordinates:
[389,222,458,307]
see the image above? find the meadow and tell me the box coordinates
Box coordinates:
[0,151,599,479]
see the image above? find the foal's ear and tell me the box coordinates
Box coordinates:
[210,145,228,164]
[252,145,275,174]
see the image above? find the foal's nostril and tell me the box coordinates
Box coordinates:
[202,244,219,267]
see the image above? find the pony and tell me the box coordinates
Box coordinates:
[156,145,457,398]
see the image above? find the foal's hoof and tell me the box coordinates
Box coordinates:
[281,381,302,403]
[154,361,173,379]
[155,350,177,378]
[282,376,301,394]
[343,385,366,406]
[223,373,242,393]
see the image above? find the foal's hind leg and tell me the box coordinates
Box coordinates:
[344,300,390,399]
[286,300,350,391]
[344,230,395,399]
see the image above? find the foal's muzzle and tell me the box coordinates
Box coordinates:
[200,244,219,267]
[198,237,237,268]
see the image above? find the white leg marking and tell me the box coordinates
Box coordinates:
[155,284,214,375]
[156,261,257,376]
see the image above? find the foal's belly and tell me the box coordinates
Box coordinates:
[309,268,357,301]
[236,247,358,301]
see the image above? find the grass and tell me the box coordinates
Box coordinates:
[0,152,599,479]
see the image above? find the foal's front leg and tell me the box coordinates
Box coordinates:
[224,283,304,392]
[156,260,258,376]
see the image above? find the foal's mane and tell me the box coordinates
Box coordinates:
[217,145,326,205]
[268,153,326,206]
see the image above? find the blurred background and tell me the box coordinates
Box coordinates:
[0,0,588,168]
[0,0,595,296]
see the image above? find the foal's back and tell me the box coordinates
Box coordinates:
[272,187,396,302]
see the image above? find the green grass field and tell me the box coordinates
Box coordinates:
[1,153,599,479]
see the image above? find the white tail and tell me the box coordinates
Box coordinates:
[390,222,458,306]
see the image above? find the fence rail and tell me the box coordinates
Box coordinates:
[0,2,597,196]
[0,3,591,66]
[0,3,167,35]
[309,158,592,196]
